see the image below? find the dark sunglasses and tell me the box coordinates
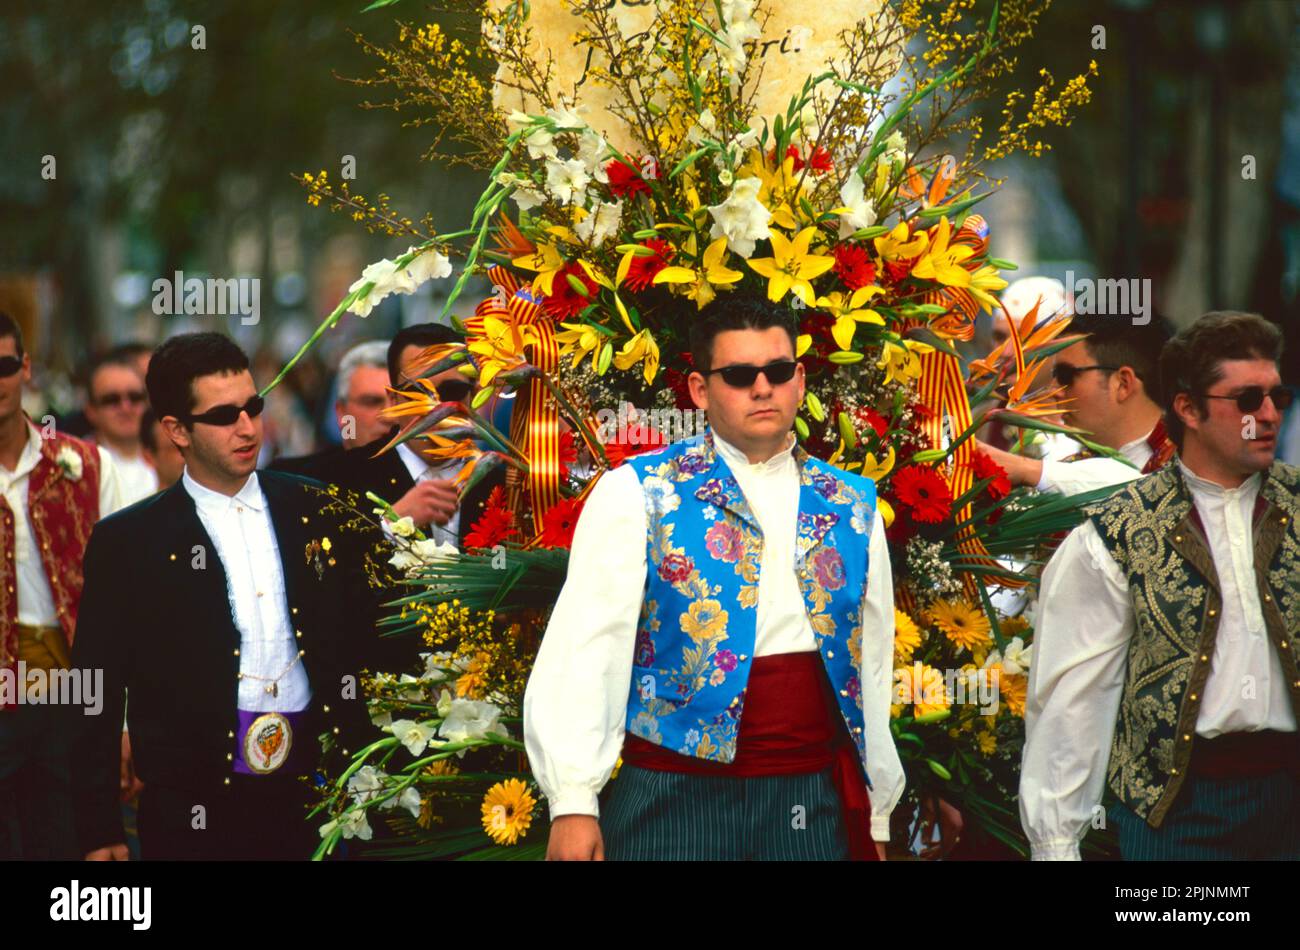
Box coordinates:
[1201,385,1294,413]
[183,394,265,426]
[704,360,799,389]
[435,379,474,403]
[94,390,148,408]
[1051,363,1119,387]
[0,355,22,377]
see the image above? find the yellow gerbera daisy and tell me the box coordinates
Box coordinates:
[1000,615,1032,638]
[930,598,992,653]
[989,664,1028,717]
[894,608,922,663]
[892,662,950,718]
[480,779,536,846]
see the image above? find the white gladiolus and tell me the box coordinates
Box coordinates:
[544,157,591,206]
[575,199,623,248]
[438,697,509,751]
[707,177,771,258]
[835,173,877,239]
[389,718,441,756]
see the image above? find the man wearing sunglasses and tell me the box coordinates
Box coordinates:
[83,346,159,508]
[1023,310,1300,860]
[526,293,903,861]
[0,311,123,860]
[70,332,373,860]
[978,314,1175,496]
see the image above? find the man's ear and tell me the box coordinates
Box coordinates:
[1171,392,1203,436]
[1112,366,1142,403]
[687,371,709,411]
[159,415,192,452]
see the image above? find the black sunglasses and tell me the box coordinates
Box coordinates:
[94,390,148,408]
[704,360,799,389]
[1051,363,1119,387]
[1201,385,1294,414]
[0,355,22,378]
[435,379,474,403]
[183,394,266,426]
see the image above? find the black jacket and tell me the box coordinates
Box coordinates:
[69,470,375,854]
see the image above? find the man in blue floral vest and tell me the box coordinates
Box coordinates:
[525,294,904,860]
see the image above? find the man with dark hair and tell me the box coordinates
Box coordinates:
[526,293,903,861]
[84,346,158,506]
[71,331,372,860]
[1022,310,1300,860]
[139,408,184,489]
[0,311,122,859]
[979,314,1175,494]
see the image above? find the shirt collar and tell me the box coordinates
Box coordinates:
[1119,431,1153,467]
[1177,457,1262,499]
[182,467,265,513]
[712,428,796,477]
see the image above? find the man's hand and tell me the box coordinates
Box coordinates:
[85,844,130,861]
[975,439,1043,488]
[917,794,965,860]
[874,840,887,860]
[392,480,459,528]
[120,732,144,803]
[546,814,604,861]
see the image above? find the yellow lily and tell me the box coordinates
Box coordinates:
[860,445,896,481]
[910,217,975,287]
[876,496,895,528]
[746,227,836,306]
[612,328,660,385]
[873,221,928,262]
[653,236,743,308]
[512,242,567,296]
[815,286,887,350]
[743,150,800,230]
[967,263,1009,313]
[877,338,933,386]
[466,313,538,386]
[554,322,604,372]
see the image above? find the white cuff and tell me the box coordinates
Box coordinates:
[871,815,891,842]
[546,789,601,821]
[1035,460,1054,492]
[1030,838,1082,861]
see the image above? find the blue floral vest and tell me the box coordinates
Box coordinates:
[623,430,879,782]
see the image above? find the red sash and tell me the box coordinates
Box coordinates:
[621,651,878,860]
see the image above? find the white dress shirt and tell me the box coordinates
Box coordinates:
[101,445,159,507]
[0,422,122,626]
[1036,429,1153,496]
[396,442,467,549]
[1021,458,1294,860]
[523,431,905,841]
[182,469,310,712]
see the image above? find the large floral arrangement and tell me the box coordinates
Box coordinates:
[270,0,1103,859]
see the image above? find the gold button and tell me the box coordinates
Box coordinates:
[233,649,240,657]
[1183,734,1191,741]
[295,630,302,638]
[1265,594,1273,602]
[840,690,848,697]
[299,649,306,657]
[237,506,243,513]
[342,749,350,756]
[292,607,299,615]
[1200,654,1209,662]
[827,650,834,658]
[1174,535,1182,542]
[1208,609,1217,617]
[323,705,330,713]
[1281,516,1289,525]
[237,673,244,680]
[223,777,231,786]
[1171,768,1178,775]
[226,753,233,761]
[332,727,340,735]
[1282,642,1290,650]
[390,478,397,485]
[256,591,264,598]
[1294,680,1300,689]
[169,554,177,561]
[1190,693,1198,701]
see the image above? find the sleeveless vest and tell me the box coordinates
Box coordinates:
[1085,460,1300,826]
[0,427,102,710]
[623,430,880,782]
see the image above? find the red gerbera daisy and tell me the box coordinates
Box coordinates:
[891,464,953,524]
[463,486,517,551]
[767,143,805,172]
[543,262,599,320]
[883,257,916,285]
[856,406,889,443]
[605,158,651,198]
[558,429,579,479]
[538,497,586,549]
[624,238,674,291]
[604,424,670,467]
[808,145,834,174]
[970,450,1011,501]
[833,243,877,290]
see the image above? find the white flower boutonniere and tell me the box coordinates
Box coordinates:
[55,445,83,482]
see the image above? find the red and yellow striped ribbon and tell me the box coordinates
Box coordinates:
[473,265,562,533]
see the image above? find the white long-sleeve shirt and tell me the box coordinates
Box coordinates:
[183,469,310,712]
[0,423,122,626]
[1021,458,1295,860]
[1035,430,1153,496]
[523,431,905,841]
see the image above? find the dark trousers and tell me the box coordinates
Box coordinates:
[138,773,319,860]
[1110,771,1300,860]
[0,704,76,860]
[601,763,848,861]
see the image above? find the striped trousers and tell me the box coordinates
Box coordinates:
[1110,772,1300,860]
[601,763,849,861]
